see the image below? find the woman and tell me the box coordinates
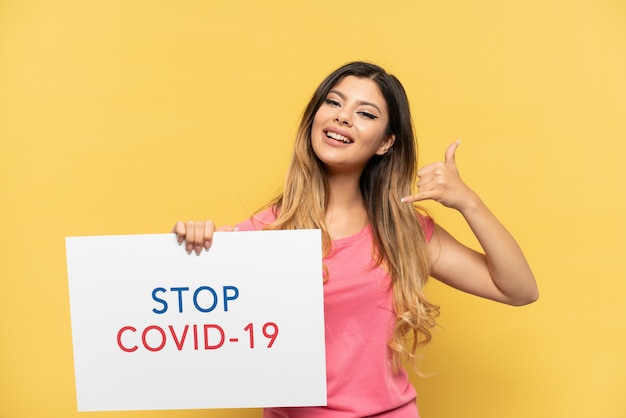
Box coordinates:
[173,62,538,417]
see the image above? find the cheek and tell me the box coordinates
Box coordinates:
[312,107,329,127]
[311,110,329,140]
[311,115,321,132]
[356,124,386,146]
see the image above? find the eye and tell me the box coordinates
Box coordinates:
[358,111,378,120]
[324,98,341,107]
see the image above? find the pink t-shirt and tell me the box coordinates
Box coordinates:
[236,208,433,418]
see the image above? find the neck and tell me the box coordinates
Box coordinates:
[325,171,368,239]
[327,171,362,207]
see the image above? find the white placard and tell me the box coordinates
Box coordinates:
[65,230,326,412]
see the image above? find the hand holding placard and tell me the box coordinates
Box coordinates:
[66,230,326,411]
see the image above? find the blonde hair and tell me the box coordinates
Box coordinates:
[261,62,439,370]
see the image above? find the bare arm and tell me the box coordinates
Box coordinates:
[402,141,538,305]
[428,203,538,305]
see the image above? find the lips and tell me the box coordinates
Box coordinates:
[325,130,353,144]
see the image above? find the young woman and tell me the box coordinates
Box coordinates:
[173,61,538,417]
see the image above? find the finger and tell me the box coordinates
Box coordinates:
[416,174,437,189]
[202,220,216,251]
[401,191,435,204]
[417,159,447,177]
[416,189,442,203]
[400,194,417,203]
[172,221,186,244]
[417,162,437,177]
[194,222,207,255]
[445,139,461,167]
[185,221,196,254]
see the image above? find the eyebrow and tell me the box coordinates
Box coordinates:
[328,89,382,114]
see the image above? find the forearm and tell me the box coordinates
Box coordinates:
[459,193,538,305]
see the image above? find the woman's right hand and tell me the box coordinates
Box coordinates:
[172,221,237,255]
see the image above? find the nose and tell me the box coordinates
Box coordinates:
[334,109,352,126]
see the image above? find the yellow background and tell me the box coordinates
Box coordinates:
[1,0,625,417]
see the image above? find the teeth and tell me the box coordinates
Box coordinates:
[326,131,352,144]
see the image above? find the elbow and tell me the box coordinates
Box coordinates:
[510,288,539,306]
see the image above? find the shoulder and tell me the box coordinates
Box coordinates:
[235,207,278,231]
[417,213,434,242]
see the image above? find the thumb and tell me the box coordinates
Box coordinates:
[445,139,461,167]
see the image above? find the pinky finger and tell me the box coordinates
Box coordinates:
[401,192,433,203]
[401,194,419,203]
[202,221,216,251]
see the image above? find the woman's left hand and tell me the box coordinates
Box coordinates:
[401,140,476,212]
[404,141,538,305]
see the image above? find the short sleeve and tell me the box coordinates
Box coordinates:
[235,207,277,231]
[418,214,434,242]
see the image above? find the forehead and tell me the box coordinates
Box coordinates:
[330,76,387,110]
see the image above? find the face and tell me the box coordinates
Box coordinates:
[311,76,395,174]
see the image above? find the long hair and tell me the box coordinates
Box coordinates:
[263,61,439,370]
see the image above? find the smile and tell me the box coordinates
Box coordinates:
[325,131,353,144]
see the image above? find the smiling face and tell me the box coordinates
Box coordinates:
[311,76,396,174]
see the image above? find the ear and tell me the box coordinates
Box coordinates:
[375,134,396,156]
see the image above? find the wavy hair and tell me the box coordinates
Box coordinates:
[262,61,439,370]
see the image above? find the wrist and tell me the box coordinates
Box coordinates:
[457,190,484,216]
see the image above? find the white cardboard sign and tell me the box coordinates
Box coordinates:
[65,230,326,412]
